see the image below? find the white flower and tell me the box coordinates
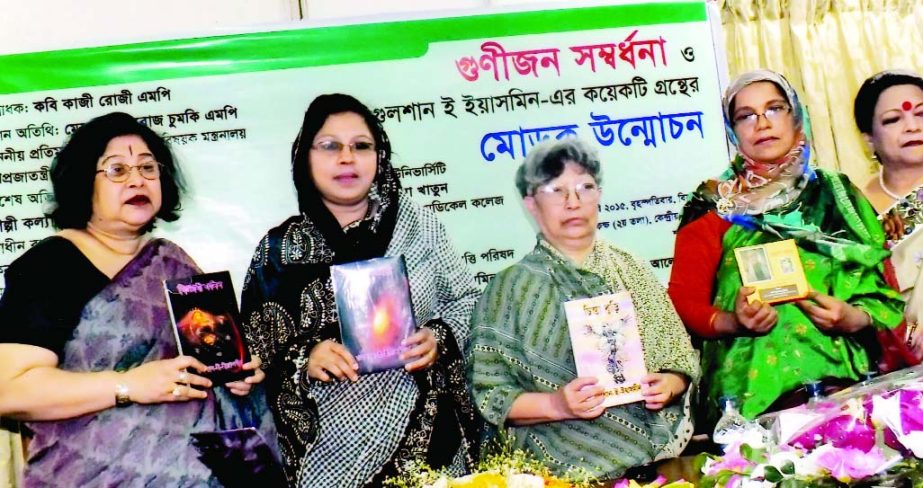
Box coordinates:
[422,476,449,488]
[506,473,546,488]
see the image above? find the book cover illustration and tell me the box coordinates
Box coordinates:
[734,239,809,304]
[331,256,416,374]
[878,184,923,250]
[563,291,647,408]
[163,271,250,383]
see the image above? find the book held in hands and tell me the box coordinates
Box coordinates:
[163,271,250,382]
[564,291,647,408]
[331,256,416,374]
[734,239,809,304]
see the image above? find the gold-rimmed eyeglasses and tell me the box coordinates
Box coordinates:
[533,181,601,205]
[96,161,162,183]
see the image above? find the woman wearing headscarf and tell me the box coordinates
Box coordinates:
[239,94,480,487]
[854,70,923,363]
[668,70,904,422]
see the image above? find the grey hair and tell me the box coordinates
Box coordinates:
[514,138,602,197]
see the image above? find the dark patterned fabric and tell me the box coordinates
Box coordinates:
[18,239,276,488]
[241,197,481,487]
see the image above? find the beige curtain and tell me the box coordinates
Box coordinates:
[721,0,923,187]
[0,422,23,488]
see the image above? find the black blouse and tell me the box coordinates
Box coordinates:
[0,237,109,358]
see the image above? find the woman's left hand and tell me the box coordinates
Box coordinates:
[224,356,265,396]
[401,327,438,372]
[641,372,687,411]
[796,291,871,334]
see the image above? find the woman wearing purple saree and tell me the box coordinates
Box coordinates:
[0,112,276,487]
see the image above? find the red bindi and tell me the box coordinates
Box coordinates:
[903,101,913,111]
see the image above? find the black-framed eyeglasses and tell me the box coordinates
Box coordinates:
[96,161,162,183]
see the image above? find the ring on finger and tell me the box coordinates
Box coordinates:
[172,386,182,397]
[178,371,189,383]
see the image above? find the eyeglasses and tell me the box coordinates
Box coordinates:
[533,181,601,205]
[732,103,792,129]
[311,140,376,156]
[96,161,162,183]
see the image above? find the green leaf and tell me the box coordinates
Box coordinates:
[780,460,796,475]
[764,466,783,483]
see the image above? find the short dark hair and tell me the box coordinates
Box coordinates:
[49,111,184,232]
[854,70,923,134]
[515,138,601,197]
[290,94,391,214]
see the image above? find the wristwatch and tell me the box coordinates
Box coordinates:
[115,383,132,407]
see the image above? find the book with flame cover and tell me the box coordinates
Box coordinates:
[331,256,416,374]
[163,271,250,383]
[564,291,647,408]
[734,239,809,305]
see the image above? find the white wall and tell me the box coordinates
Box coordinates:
[0,0,297,55]
[0,0,706,55]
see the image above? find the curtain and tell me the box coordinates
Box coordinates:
[0,421,23,488]
[721,0,923,187]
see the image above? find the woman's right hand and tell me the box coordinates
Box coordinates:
[307,340,359,382]
[121,356,212,404]
[734,286,778,334]
[552,377,606,420]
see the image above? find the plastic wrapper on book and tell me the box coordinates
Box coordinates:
[697,365,923,487]
[163,271,251,383]
[331,255,416,374]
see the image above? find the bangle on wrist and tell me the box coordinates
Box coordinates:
[115,383,132,407]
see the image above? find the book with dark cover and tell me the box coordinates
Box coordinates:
[163,271,250,383]
[331,256,416,373]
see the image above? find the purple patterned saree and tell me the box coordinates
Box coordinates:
[24,239,275,488]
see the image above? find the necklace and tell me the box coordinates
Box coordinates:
[879,168,905,201]
[84,225,143,256]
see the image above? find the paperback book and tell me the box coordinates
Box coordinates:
[163,271,250,383]
[331,256,416,374]
[734,239,809,305]
[563,291,647,408]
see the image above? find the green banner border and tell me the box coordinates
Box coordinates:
[0,2,705,95]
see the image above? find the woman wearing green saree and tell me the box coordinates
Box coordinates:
[468,138,699,480]
[668,70,904,424]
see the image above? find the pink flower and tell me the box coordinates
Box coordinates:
[810,445,892,482]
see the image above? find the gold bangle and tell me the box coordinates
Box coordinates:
[907,323,918,348]
[115,383,132,407]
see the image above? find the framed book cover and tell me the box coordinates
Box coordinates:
[734,239,809,304]
[331,256,416,374]
[563,291,647,408]
[163,271,250,383]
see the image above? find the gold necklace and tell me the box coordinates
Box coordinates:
[84,225,143,256]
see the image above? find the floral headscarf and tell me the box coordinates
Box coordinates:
[713,69,816,225]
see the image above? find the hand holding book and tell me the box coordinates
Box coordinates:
[399,326,438,372]
[307,340,360,382]
[732,286,779,335]
[551,377,607,420]
[640,372,688,410]
[795,291,872,334]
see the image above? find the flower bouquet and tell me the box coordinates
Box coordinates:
[697,365,923,487]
